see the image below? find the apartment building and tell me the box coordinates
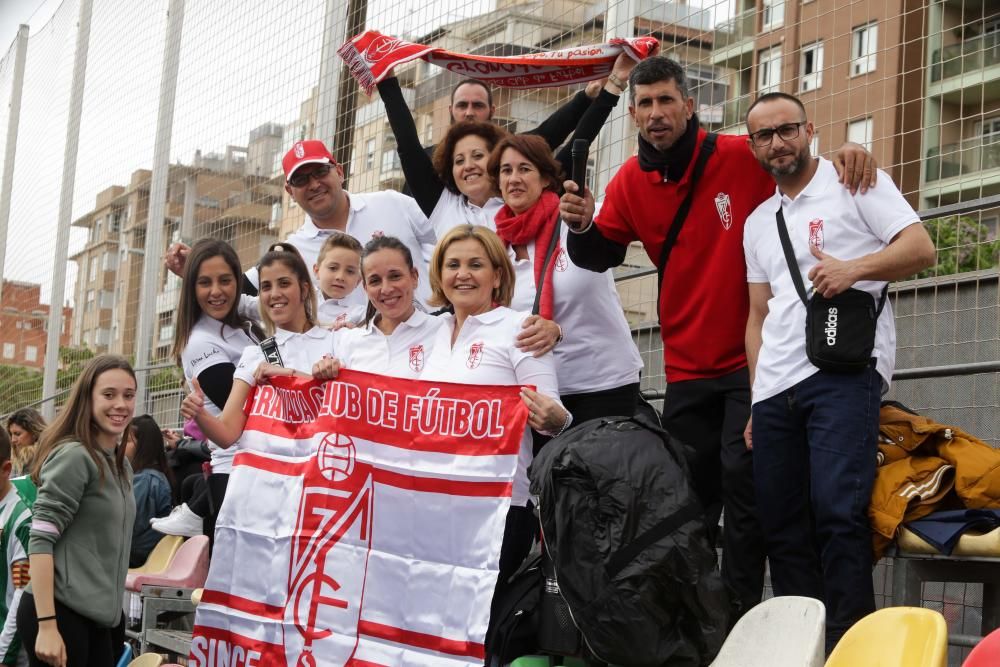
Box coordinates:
[0,280,72,370]
[71,137,283,360]
[922,0,999,238]
[712,0,927,203]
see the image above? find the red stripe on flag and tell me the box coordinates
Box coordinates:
[233,451,513,498]
[357,620,486,660]
[372,467,512,497]
[200,588,285,619]
[345,660,389,667]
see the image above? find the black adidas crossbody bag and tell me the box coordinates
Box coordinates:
[775,208,887,373]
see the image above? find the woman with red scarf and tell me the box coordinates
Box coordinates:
[489,134,643,429]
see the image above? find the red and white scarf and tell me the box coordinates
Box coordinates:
[339,30,660,95]
[494,190,561,320]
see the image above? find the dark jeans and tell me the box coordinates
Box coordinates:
[752,366,880,652]
[661,367,766,621]
[17,592,125,667]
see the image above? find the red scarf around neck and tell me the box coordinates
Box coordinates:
[494,190,561,320]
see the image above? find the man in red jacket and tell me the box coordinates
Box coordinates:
[559,55,876,623]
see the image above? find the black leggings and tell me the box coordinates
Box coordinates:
[17,592,125,667]
[182,472,229,551]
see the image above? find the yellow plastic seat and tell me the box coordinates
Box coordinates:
[825,606,947,667]
[128,654,164,667]
[128,535,184,576]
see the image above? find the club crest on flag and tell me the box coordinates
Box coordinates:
[288,434,373,665]
[364,34,405,65]
[714,193,732,230]
[809,219,825,250]
[467,342,484,369]
[409,345,424,372]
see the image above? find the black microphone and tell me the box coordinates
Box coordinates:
[571,138,590,197]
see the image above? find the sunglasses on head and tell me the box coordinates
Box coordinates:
[287,162,334,188]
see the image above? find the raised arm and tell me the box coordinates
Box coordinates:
[377,76,445,216]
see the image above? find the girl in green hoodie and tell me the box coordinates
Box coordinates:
[17,355,136,667]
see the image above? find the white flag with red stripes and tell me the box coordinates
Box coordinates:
[188,370,527,666]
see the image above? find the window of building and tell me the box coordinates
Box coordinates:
[110,211,121,233]
[762,0,785,31]
[86,289,95,311]
[88,256,98,282]
[25,345,37,363]
[381,135,400,174]
[102,251,118,271]
[800,42,824,92]
[851,22,878,76]
[2,343,13,359]
[758,47,783,94]
[848,117,873,150]
[365,138,376,170]
[978,116,1000,142]
[423,118,434,145]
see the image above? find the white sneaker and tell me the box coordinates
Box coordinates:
[150,503,203,537]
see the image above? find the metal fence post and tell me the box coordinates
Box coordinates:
[316,0,347,149]
[135,0,186,413]
[596,0,637,195]
[0,24,29,307]
[41,0,94,420]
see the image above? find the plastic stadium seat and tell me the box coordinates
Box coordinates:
[126,535,185,590]
[129,535,210,590]
[963,626,1000,666]
[127,655,164,667]
[115,643,133,667]
[825,607,947,667]
[712,596,825,666]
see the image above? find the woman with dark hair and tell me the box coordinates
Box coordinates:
[19,355,136,666]
[181,244,333,450]
[153,239,262,539]
[376,55,637,239]
[313,235,444,380]
[488,133,643,428]
[6,408,46,477]
[124,415,173,567]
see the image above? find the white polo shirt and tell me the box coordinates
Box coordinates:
[508,223,642,395]
[428,189,504,239]
[181,315,258,473]
[317,299,367,329]
[335,310,445,379]
[744,158,920,404]
[234,325,335,385]
[421,307,565,507]
[245,190,436,308]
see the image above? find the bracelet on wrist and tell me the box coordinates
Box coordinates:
[37,615,56,623]
[607,72,628,91]
[554,411,573,437]
[555,325,564,345]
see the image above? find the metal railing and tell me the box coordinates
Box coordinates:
[930,33,1000,83]
[712,8,757,50]
[926,138,1000,182]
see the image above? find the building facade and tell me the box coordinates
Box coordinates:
[0,280,72,369]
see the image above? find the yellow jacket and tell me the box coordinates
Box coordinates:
[869,405,1000,559]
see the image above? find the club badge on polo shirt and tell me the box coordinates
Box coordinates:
[714,192,732,230]
[409,345,424,372]
[809,219,825,250]
[467,342,485,369]
[555,248,568,272]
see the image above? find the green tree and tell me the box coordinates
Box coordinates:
[0,365,43,416]
[919,215,1000,279]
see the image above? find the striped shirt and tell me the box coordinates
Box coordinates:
[0,485,31,665]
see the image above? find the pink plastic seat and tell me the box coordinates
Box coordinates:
[963,626,1000,667]
[129,535,210,590]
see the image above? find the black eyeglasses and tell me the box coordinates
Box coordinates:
[750,122,807,147]
[287,163,333,188]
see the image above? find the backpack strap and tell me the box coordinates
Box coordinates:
[604,501,703,579]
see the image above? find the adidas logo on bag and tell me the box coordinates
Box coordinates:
[825,307,839,346]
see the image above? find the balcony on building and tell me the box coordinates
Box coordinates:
[711,6,756,71]
[925,137,1000,188]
